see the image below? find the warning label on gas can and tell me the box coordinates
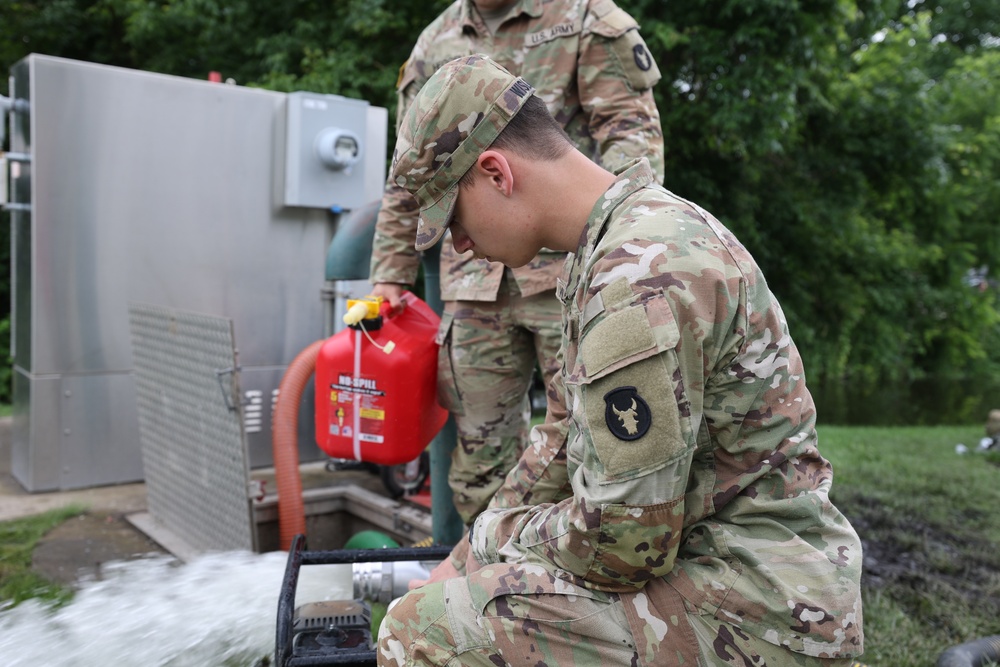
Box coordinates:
[328,373,386,443]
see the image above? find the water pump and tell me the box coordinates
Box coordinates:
[274,535,452,667]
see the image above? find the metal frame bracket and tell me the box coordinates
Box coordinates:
[215,366,249,412]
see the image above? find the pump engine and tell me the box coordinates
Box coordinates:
[274,535,452,667]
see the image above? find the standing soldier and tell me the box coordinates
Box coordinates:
[378,55,865,666]
[369,0,664,531]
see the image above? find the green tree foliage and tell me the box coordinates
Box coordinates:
[0,1,131,83]
[627,0,999,382]
[784,13,1000,381]
[0,0,998,399]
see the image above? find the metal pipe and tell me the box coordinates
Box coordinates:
[325,201,380,282]
[419,244,464,547]
[353,560,438,604]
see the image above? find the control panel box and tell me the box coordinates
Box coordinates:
[283,91,371,210]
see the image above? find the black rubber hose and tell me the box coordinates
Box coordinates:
[937,635,1000,667]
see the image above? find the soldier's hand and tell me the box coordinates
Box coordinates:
[371,283,408,317]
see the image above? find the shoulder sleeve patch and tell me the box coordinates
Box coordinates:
[604,386,652,441]
[585,4,660,91]
[608,28,661,91]
[584,351,688,479]
[397,59,418,93]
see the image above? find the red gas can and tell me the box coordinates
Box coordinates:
[315,292,448,465]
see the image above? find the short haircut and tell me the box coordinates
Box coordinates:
[458,94,572,189]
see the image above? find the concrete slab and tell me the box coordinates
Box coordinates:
[31,512,173,588]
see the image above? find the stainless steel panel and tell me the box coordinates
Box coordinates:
[128,302,255,553]
[7,55,388,489]
[10,370,62,491]
[58,373,143,488]
[27,55,335,375]
[11,368,145,491]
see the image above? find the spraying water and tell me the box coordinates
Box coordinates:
[0,550,354,667]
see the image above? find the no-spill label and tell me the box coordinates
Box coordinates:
[328,373,386,443]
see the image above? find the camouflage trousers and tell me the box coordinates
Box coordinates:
[436,276,562,525]
[376,566,857,667]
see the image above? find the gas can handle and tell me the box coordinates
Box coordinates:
[381,290,413,320]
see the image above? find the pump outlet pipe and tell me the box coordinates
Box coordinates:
[419,244,465,547]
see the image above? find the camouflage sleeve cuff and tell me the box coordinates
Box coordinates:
[369,264,419,287]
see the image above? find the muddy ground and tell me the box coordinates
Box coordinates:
[843,491,1000,632]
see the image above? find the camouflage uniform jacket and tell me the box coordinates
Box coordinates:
[370,0,665,301]
[471,159,865,662]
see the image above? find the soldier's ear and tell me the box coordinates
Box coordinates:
[476,150,513,197]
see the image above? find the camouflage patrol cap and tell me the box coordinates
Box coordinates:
[391,54,535,251]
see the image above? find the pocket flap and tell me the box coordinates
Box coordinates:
[581,306,658,379]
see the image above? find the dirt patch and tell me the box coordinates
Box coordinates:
[31,512,172,588]
[844,493,1000,624]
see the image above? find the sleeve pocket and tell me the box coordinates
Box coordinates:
[580,302,676,381]
[571,306,689,480]
[435,312,463,414]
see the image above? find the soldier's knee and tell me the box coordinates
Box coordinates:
[376,585,458,666]
[378,593,433,665]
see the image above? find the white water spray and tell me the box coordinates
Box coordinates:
[0,550,354,667]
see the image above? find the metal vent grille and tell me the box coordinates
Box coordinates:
[128,302,254,553]
[293,601,370,630]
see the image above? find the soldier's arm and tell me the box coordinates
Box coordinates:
[369,59,426,286]
[578,0,665,183]
[437,370,572,578]
[470,240,737,592]
[488,369,572,510]
[369,183,422,287]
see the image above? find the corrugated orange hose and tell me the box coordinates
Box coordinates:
[271,339,324,551]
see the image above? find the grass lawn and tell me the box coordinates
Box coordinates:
[820,424,1000,666]
[0,504,86,608]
